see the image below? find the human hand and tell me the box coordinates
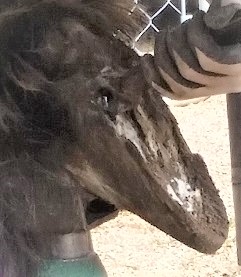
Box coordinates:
[147,0,241,100]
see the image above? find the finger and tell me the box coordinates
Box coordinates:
[154,71,241,100]
[205,0,241,30]
[188,12,241,75]
[154,30,201,97]
[154,67,209,100]
[166,17,223,86]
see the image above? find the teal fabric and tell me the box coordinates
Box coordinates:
[38,258,106,277]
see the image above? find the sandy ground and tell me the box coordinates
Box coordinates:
[91,95,241,277]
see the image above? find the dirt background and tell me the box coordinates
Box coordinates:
[91,95,241,277]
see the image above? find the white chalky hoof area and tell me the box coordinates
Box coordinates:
[167,178,202,217]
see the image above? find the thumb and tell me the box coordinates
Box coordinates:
[204,0,241,30]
